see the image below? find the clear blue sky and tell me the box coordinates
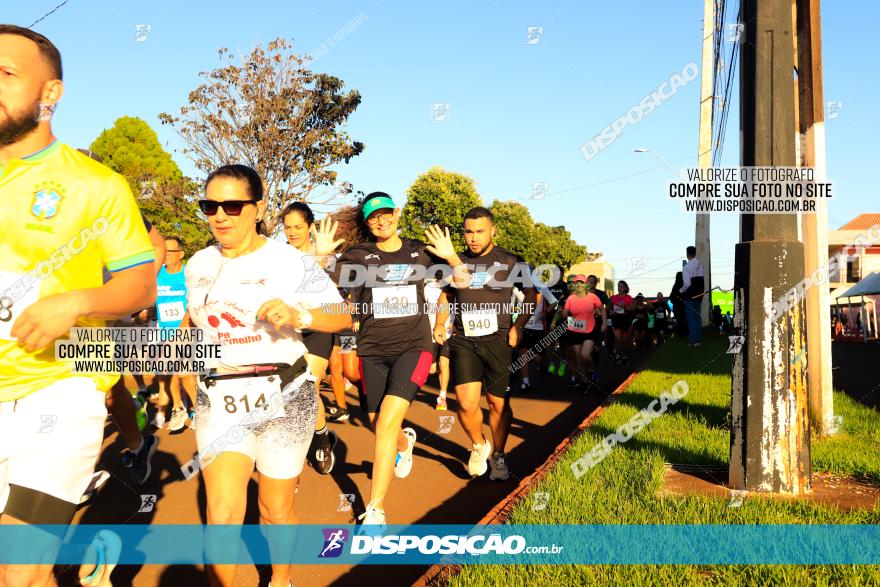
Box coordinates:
[9,0,876,294]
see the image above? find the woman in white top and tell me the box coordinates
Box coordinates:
[186,165,350,587]
[280,201,344,475]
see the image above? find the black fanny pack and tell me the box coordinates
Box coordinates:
[201,356,308,390]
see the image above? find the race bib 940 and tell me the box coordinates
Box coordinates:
[462,310,498,337]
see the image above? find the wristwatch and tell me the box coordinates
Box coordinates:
[296,309,313,331]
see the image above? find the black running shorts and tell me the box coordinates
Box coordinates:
[357,349,433,413]
[432,340,451,362]
[611,314,631,331]
[302,330,333,361]
[520,328,546,350]
[448,334,513,398]
[561,330,592,347]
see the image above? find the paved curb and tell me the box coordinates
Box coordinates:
[413,369,641,587]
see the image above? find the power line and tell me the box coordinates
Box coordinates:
[712,0,741,166]
[517,155,697,203]
[710,0,726,136]
[29,0,71,28]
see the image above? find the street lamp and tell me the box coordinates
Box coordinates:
[634,147,684,179]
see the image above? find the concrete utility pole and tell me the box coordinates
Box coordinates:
[795,0,834,435]
[696,0,715,327]
[729,0,812,495]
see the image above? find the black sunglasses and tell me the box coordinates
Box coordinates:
[198,199,257,216]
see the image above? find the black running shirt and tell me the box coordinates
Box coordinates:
[331,238,438,357]
[444,246,534,339]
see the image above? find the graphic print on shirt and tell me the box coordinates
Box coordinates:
[444,246,533,339]
[185,241,341,369]
[330,239,436,356]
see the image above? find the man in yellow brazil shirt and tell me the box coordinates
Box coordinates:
[0,24,156,586]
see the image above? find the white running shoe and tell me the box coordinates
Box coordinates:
[80,530,122,586]
[168,407,187,432]
[394,427,417,478]
[435,393,448,411]
[489,452,510,481]
[358,504,387,526]
[151,410,166,429]
[468,438,492,477]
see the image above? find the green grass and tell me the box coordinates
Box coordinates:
[447,333,880,586]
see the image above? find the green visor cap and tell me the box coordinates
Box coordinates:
[362,196,396,219]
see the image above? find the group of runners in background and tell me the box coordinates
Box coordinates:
[0,25,677,587]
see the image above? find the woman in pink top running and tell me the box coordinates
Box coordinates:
[553,275,607,393]
[609,280,635,366]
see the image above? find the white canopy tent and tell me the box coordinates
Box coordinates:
[837,272,880,342]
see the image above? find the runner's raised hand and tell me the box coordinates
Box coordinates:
[311,217,345,257]
[424,225,457,261]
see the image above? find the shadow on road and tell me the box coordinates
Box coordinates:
[328,344,649,587]
[832,341,880,410]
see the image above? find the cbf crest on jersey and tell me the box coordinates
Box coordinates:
[31,182,64,219]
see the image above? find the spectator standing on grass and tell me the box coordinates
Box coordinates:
[669,271,688,338]
[679,246,705,347]
[711,305,723,334]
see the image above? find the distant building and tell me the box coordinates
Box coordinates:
[565,258,615,296]
[828,214,880,338]
[828,214,880,291]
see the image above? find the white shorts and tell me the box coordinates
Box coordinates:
[0,377,107,523]
[194,375,317,479]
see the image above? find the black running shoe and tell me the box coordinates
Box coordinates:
[314,431,337,475]
[326,404,350,423]
[131,434,158,486]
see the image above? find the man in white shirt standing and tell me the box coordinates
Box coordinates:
[679,246,705,347]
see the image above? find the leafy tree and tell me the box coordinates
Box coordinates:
[137,178,209,258]
[489,200,534,257]
[399,167,483,246]
[532,223,588,269]
[159,38,364,231]
[89,117,210,257]
[489,200,587,269]
[90,116,181,194]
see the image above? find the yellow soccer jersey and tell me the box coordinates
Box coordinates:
[0,141,155,400]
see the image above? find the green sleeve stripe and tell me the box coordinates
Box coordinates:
[107,251,155,272]
[23,141,61,162]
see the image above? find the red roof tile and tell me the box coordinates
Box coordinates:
[839,214,880,230]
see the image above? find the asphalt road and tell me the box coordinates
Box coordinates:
[61,346,638,586]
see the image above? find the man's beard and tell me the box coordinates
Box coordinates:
[470,242,491,256]
[0,99,40,147]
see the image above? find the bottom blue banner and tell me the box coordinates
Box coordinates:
[0,524,877,565]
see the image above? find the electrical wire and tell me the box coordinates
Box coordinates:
[712,0,741,166]
[29,0,70,28]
